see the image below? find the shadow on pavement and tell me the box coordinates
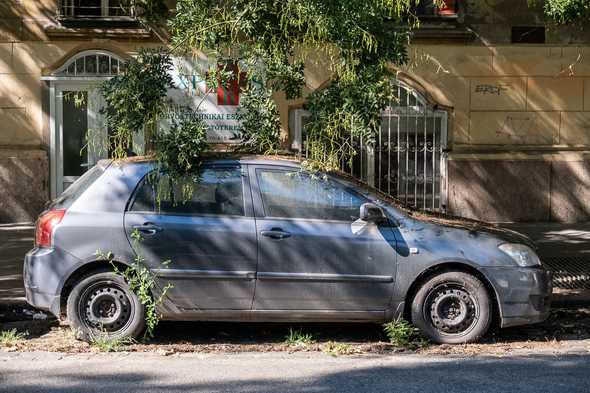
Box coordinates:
[0,352,589,393]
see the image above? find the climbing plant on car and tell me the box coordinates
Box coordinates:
[96,229,172,340]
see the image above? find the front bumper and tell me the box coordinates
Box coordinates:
[481,266,552,328]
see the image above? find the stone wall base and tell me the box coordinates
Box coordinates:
[448,157,590,223]
[0,149,48,223]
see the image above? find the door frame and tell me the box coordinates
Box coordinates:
[45,77,112,198]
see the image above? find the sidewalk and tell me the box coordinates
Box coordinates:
[504,222,590,259]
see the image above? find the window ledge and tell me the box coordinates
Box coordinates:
[412,23,475,42]
[45,25,153,40]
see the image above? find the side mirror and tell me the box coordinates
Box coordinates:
[359,203,387,223]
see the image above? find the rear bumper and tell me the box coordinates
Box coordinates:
[23,246,82,318]
[481,266,552,328]
[24,285,61,316]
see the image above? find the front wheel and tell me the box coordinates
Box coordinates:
[411,271,492,344]
[66,271,145,342]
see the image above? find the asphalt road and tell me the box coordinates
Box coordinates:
[1,349,590,393]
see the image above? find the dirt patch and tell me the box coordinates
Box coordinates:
[2,305,590,355]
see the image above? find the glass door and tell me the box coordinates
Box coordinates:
[56,84,108,193]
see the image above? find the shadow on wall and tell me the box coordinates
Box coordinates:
[447,158,590,223]
[0,152,48,223]
[0,353,589,392]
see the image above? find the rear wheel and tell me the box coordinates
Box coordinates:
[66,271,145,342]
[411,271,492,344]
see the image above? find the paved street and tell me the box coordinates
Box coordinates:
[1,349,590,393]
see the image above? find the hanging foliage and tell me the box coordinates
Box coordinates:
[100,47,209,179]
[169,0,422,170]
[542,0,590,24]
[100,48,174,159]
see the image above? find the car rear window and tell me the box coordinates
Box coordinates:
[50,165,105,209]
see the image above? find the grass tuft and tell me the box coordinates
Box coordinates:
[284,328,316,347]
[322,341,354,356]
[383,319,429,349]
[89,333,135,352]
[0,329,27,347]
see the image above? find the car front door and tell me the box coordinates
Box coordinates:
[124,165,257,310]
[250,165,398,313]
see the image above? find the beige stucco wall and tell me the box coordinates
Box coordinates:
[0,0,157,222]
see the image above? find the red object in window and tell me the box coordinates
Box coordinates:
[437,0,457,16]
[35,209,66,248]
[215,63,246,106]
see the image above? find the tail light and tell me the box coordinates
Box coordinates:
[35,209,66,248]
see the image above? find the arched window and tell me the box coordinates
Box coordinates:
[289,80,448,211]
[53,50,126,77]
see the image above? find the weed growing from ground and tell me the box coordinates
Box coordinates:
[383,319,429,349]
[0,329,27,347]
[322,341,354,356]
[284,328,316,347]
[89,332,135,352]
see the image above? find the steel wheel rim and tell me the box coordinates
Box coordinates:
[424,283,479,336]
[78,281,133,334]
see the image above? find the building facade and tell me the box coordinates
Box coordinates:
[0,1,589,223]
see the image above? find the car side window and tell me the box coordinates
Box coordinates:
[256,169,365,221]
[130,167,245,216]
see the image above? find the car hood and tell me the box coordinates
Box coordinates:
[395,209,537,249]
[332,171,536,249]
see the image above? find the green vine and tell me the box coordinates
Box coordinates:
[540,0,590,24]
[96,229,172,340]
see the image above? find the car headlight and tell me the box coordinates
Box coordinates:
[498,243,541,267]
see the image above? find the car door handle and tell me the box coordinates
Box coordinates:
[260,229,291,240]
[132,223,163,236]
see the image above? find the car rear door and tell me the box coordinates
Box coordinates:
[250,165,398,313]
[124,164,257,311]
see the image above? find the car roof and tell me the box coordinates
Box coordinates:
[98,154,302,168]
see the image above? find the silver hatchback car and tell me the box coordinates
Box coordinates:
[24,156,551,344]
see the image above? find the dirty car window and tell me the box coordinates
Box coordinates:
[256,169,364,221]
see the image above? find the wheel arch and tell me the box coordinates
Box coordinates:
[403,262,502,327]
[59,259,132,318]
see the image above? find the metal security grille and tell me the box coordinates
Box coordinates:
[543,256,590,290]
[294,81,448,212]
[59,0,133,18]
[379,83,447,210]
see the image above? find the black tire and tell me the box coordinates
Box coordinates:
[66,271,145,342]
[410,271,492,344]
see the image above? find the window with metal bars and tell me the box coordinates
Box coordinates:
[59,0,133,19]
[289,81,448,212]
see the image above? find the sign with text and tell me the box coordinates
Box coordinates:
[167,57,244,144]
